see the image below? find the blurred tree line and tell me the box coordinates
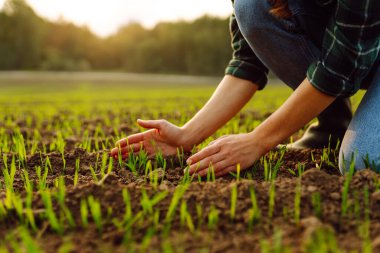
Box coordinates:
[0,0,232,75]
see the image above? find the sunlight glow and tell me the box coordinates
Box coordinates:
[0,0,232,37]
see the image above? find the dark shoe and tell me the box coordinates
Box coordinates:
[287,98,353,149]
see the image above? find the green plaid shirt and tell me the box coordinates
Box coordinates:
[226,0,380,97]
[225,9,269,90]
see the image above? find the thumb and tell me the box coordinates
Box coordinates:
[137,119,164,130]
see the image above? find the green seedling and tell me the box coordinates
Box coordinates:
[120,211,144,245]
[25,190,37,231]
[164,184,189,235]
[30,129,40,155]
[13,133,27,168]
[22,169,33,193]
[2,155,16,192]
[80,199,89,228]
[363,153,377,172]
[297,163,305,178]
[236,163,241,182]
[56,176,75,228]
[144,160,153,180]
[141,227,155,252]
[341,155,355,217]
[41,190,63,234]
[260,229,290,253]
[107,156,114,174]
[126,150,138,175]
[100,152,109,178]
[36,165,48,191]
[62,154,66,171]
[162,240,175,253]
[89,166,99,183]
[45,156,52,173]
[207,205,219,230]
[155,149,166,169]
[141,189,168,215]
[0,131,10,153]
[273,229,285,253]
[262,149,284,182]
[4,188,13,210]
[248,186,261,232]
[180,201,195,232]
[230,183,238,221]
[74,158,80,186]
[11,193,24,223]
[122,189,132,223]
[304,227,341,253]
[149,168,161,189]
[206,162,216,182]
[57,238,74,253]
[18,226,43,253]
[182,166,190,184]
[287,167,296,176]
[137,148,148,171]
[95,152,100,171]
[294,180,301,225]
[87,195,103,233]
[80,130,91,152]
[55,132,66,170]
[177,147,185,169]
[268,182,276,219]
[311,192,322,218]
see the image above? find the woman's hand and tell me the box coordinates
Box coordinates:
[186,133,266,177]
[111,119,192,159]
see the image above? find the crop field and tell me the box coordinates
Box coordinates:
[0,75,379,253]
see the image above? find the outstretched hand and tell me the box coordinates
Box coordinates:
[111,119,189,159]
[185,133,264,177]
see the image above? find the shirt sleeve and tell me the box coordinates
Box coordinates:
[225,4,269,90]
[307,0,380,97]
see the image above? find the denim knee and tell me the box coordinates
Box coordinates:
[234,0,272,43]
[233,0,314,89]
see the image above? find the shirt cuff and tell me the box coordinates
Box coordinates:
[225,59,268,90]
[306,61,360,97]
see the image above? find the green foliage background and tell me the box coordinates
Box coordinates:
[0,0,232,75]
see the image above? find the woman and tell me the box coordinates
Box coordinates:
[111,0,380,176]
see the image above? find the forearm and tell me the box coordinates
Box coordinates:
[249,78,336,154]
[181,75,259,146]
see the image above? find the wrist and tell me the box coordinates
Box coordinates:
[247,128,278,156]
[178,125,199,152]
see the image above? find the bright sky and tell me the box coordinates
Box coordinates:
[0,0,233,37]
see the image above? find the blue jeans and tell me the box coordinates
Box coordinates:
[234,0,380,173]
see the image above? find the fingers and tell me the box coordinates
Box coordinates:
[208,135,227,146]
[110,142,143,157]
[190,159,227,177]
[137,119,164,130]
[214,165,236,177]
[115,133,145,148]
[188,153,225,175]
[187,144,220,166]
